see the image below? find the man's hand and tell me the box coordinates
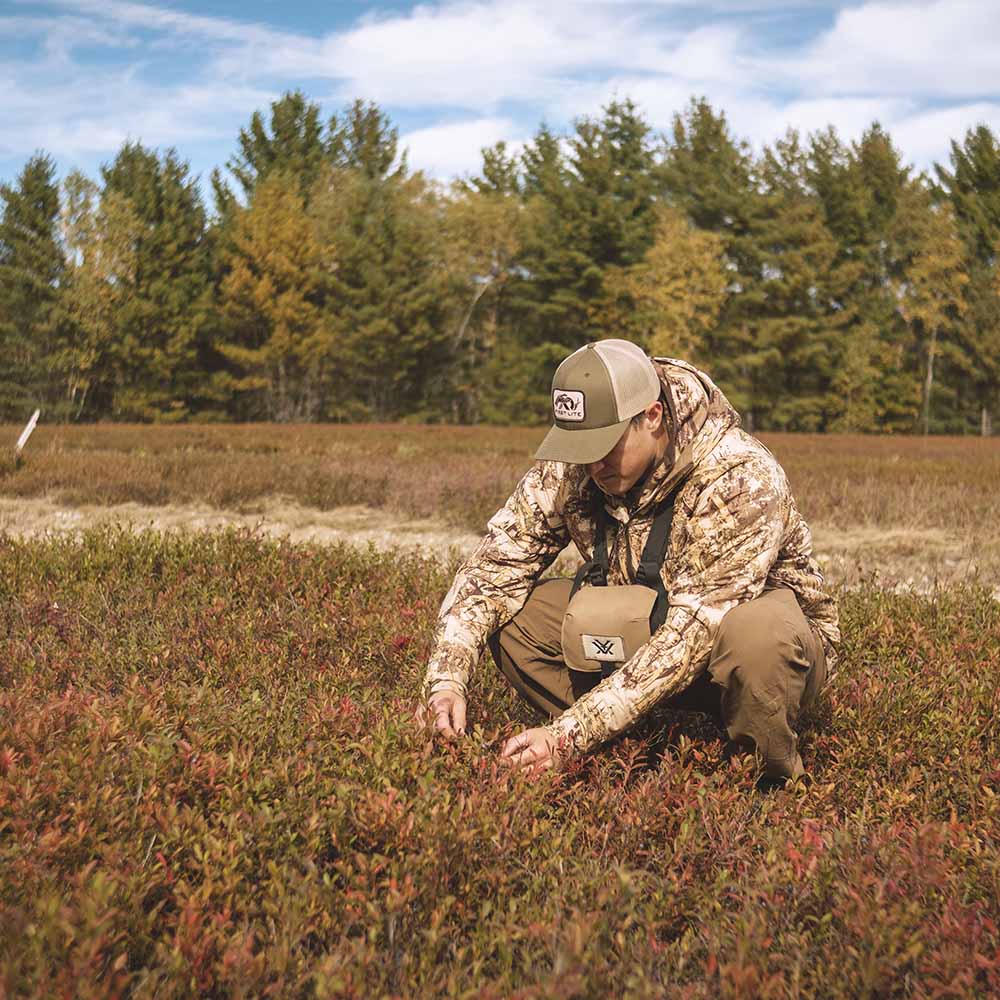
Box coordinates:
[500,727,563,774]
[418,690,467,739]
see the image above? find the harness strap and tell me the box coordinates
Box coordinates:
[638,496,673,632]
[569,488,676,637]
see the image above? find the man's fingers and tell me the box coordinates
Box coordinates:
[500,733,534,760]
[434,706,457,738]
[499,728,560,774]
[452,699,467,736]
[420,693,468,740]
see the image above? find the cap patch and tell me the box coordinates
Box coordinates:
[553,389,585,422]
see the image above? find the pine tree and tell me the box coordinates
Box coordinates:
[492,102,660,421]
[310,166,451,420]
[808,125,917,431]
[100,142,212,420]
[656,98,763,420]
[748,132,859,430]
[0,154,64,419]
[327,99,403,181]
[471,142,521,197]
[220,90,328,205]
[936,125,1000,434]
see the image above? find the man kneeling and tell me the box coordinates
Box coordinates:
[421,340,838,781]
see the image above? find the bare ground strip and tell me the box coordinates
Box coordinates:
[1,496,995,597]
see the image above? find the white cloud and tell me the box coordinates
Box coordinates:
[733,96,917,149]
[3,0,999,184]
[310,1,674,109]
[891,102,1000,170]
[400,117,525,179]
[793,0,1000,99]
[38,0,289,46]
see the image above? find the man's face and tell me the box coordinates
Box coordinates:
[586,405,664,496]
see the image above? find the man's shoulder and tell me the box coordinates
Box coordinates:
[494,460,591,522]
[683,427,791,506]
[523,459,589,495]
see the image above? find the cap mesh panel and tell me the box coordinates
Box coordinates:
[595,340,659,419]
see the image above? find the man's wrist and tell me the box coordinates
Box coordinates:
[543,715,581,760]
[424,678,467,701]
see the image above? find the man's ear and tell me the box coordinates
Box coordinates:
[645,400,664,428]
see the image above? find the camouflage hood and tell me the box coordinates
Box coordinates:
[608,357,740,518]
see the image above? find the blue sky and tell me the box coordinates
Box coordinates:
[2,0,999,198]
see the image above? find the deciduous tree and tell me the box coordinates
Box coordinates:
[599,204,727,361]
[217,173,330,421]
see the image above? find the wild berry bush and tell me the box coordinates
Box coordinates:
[1,529,999,998]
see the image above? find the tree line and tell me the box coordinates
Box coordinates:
[1,91,999,433]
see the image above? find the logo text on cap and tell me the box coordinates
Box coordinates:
[553,389,585,422]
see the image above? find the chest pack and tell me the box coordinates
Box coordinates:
[560,493,675,677]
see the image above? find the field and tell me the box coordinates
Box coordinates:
[1,423,999,587]
[1,425,999,998]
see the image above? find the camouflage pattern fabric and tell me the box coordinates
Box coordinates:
[423,358,840,757]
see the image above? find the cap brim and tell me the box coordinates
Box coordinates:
[534,418,631,465]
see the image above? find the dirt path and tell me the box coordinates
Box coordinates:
[0,496,481,557]
[0,496,994,594]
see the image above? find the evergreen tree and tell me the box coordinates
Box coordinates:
[496,102,659,421]
[328,99,403,181]
[471,141,521,197]
[219,90,328,205]
[808,125,916,431]
[100,142,213,420]
[0,154,64,419]
[749,132,859,430]
[936,125,1000,434]
[311,166,451,420]
[657,98,763,421]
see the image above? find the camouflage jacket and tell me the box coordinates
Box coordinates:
[423,358,840,757]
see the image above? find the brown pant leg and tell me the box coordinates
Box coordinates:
[488,578,601,718]
[708,588,827,780]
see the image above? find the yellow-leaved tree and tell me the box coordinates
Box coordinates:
[893,193,969,435]
[218,173,330,421]
[596,205,728,360]
[441,185,523,421]
[59,171,143,419]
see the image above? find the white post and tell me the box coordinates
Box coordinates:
[15,409,40,456]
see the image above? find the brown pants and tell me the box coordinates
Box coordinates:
[487,580,826,780]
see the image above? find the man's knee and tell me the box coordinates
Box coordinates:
[707,590,825,780]
[488,578,576,717]
[710,590,813,692]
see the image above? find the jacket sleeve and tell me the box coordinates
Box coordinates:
[545,461,787,755]
[422,462,570,699]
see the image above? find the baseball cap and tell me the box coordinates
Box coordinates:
[534,340,661,464]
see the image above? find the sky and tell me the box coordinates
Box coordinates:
[1,0,999,198]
